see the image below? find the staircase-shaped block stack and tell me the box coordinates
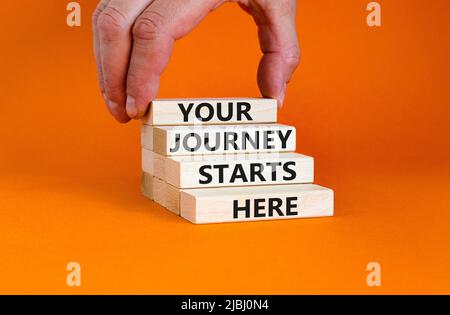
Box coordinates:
[141,98,334,224]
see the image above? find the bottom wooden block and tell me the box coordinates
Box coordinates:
[180,184,333,224]
[141,172,179,214]
[141,171,154,200]
[142,171,333,224]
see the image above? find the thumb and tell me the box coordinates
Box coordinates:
[241,0,300,107]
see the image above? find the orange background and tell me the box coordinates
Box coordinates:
[1,0,449,294]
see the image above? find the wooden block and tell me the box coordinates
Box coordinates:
[141,172,180,215]
[140,171,154,200]
[142,149,314,188]
[141,124,296,156]
[153,176,180,214]
[142,171,332,224]
[141,98,277,126]
[141,149,165,179]
[180,184,333,224]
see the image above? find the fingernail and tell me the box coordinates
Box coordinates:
[278,83,287,108]
[126,95,138,118]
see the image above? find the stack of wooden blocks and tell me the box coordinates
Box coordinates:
[141,98,334,224]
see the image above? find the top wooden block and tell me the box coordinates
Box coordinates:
[141,98,277,126]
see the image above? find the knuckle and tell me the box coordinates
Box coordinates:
[92,1,108,26]
[92,9,102,27]
[97,7,129,41]
[283,45,301,69]
[133,11,166,41]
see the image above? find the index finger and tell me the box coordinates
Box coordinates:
[125,0,221,119]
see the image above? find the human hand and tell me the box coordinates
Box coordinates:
[93,0,300,123]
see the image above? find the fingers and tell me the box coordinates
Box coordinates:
[94,0,153,123]
[92,1,109,97]
[93,0,298,123]
[242,0,300,107]
[126,0,221,119]
[93,0,129,122]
